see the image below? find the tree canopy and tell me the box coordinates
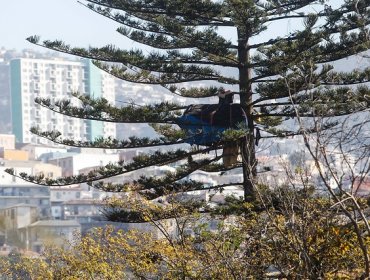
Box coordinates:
[7,0,370,215]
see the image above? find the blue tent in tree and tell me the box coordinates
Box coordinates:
[175,91,247,166]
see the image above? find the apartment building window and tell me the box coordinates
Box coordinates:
[40,199,49,206]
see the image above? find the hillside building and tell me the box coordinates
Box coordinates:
[10,57,116,145]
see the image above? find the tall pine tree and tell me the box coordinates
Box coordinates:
[9,0,370,214]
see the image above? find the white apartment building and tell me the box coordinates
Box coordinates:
[10,57,116,145]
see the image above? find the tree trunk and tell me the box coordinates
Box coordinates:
[238,29,257,201]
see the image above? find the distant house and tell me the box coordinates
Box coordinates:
[16,143,68,161]
[50,185,111,220]
[0,204,39,231]
[19,220,81,253]
[0,184,51,217]
[0,159,62,185]
[62,199,105,223]
[0,204,39,248]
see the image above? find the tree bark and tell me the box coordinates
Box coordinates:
[238,28,257,201]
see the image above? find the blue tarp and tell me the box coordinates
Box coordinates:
[175,103,247,146]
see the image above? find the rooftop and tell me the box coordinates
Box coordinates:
[28,220,80,227]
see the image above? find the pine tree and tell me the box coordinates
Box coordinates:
[8,0,370,218]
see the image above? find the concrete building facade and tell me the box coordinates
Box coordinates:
[0,204,39,231]
[0,184,51,217]
[19,220,81,252]
[10,57,116,145]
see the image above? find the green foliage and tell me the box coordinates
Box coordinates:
[91,157,221,199]
[221,127,248,142]
[31,126,186,149]
[34,94,183,123]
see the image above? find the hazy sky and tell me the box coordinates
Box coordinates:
[1,0,322,54]
[1,0,290,53]
[0,0,131,51]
